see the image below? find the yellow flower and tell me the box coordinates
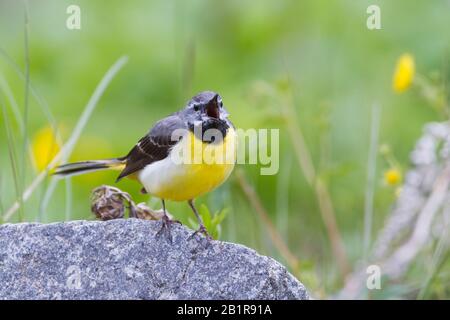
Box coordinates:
[384,168,402,186]
[31,126,61,171]
[392,53,415,93]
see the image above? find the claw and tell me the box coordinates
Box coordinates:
[188,224,213,241]
[155,215,179,243]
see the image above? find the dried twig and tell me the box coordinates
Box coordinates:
[363,104,381,258]
[235,169,300,272]
[91,185,165,221]
[280,87,350,277]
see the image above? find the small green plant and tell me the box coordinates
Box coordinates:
[188,204,227,240]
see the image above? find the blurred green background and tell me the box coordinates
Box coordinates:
[1,0,449,298]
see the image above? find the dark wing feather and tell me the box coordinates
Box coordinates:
[116,114,186,181]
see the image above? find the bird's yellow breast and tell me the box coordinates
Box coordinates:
[138,127,237,201]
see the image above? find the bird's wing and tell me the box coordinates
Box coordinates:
[116,114,186,181]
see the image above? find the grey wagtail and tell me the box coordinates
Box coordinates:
[54,91,237,239]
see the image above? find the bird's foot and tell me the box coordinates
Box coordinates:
[188,224,213,241]
[156,215,181,243]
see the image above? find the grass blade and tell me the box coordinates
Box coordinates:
[0,74,24,133]
[3,55,129,221]
[235,169,300,272]
[0,46,59,123]
[363,103,381,258]
[279,79,351,277]
[0,172,4,220]
[276,153,292,242]
[0,74,38,168]
[0,36,62,184]
[0,96,23,221]
[19,0,31,222]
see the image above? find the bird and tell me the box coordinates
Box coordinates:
[54,91,237,240]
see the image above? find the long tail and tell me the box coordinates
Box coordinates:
[53,158,125,177]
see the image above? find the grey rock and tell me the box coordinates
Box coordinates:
[0,219,308,300]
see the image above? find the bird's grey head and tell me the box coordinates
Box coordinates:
[182,91,231,142]
[183,91,229,119]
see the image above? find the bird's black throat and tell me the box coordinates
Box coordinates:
[188,118,230,144]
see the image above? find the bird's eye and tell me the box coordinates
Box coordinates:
[193,105,199,111]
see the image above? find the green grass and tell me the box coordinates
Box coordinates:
[0,93,23,221]
[0,0,449,299]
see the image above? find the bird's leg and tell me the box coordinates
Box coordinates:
[187,199,212,240]
[156,199,181,242]
[156,200,172,241]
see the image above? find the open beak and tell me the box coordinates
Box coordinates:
[206,94,220,119]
